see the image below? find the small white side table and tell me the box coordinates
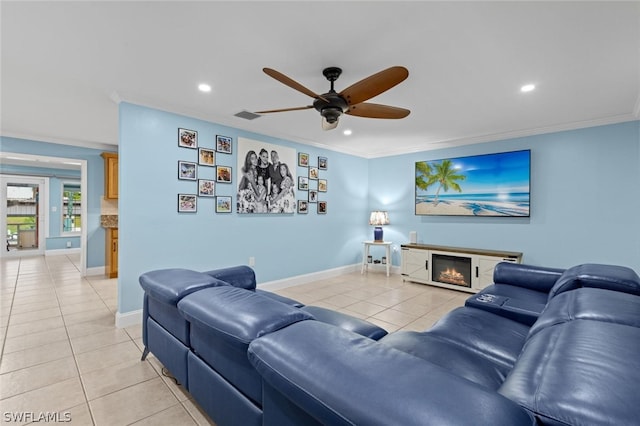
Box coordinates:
[361,241,392,277]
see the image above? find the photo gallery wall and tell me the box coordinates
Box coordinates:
[176,128,328,215]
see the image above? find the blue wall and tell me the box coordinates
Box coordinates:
[370,121,640,270]
[118,103,369,313]
[0,137,112,267]
[4,112,639,317]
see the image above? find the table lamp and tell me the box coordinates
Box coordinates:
[369,211,390,242]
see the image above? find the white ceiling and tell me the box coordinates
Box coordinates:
[1,1,639,159]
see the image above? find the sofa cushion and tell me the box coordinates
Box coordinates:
[178,286,313,345]
[423,307,530,369]
[549,263,640,299]
[499,320,640,425]
[256,289,304,307]
[301,306,388,340]
[204,265,257,290]
[379,307,528,390]
[493,262,565,293]
[139,268,226,305]
[378,331,509,390]
[529,287,640,338]
[178,286,314,406]
[248,320,536,426]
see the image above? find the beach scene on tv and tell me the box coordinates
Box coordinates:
[415,150,530,217]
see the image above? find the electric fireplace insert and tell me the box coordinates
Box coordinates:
[431,253,472,288]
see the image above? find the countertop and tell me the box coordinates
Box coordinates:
[100,215,118,228]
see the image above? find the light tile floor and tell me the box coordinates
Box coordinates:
[0,255,467,425]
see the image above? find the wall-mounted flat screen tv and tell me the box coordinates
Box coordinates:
[415,149,530,217]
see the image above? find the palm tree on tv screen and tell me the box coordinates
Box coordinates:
[417,160,466,206]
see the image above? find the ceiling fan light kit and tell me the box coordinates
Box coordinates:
[256,66,410,130]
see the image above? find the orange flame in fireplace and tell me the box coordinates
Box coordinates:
[439,268,468,285]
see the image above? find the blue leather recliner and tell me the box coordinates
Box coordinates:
[140,262,640,425]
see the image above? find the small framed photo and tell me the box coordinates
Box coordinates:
[318,179,327,192]
[198,179,215,197]
[318,201,327,214]
[298,176,309,191]
[178,128,197,149]
[298,152,309,167]
[198,148,215,166]
[297,200,308,214]
[318,156,328,170]
[216,196,232,213]
[309,190,318,203]
[178,161,197,180]
[309,167,319,180]
[216,166,232,183]
[178,194,197,213]
[216,135,233,154]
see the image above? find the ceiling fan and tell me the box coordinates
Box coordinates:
[255,66,410,130]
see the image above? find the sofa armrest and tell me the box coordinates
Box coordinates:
[493,262,565,293]
[248,321,535,426]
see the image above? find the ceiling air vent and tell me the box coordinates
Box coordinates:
[234,110,261,120]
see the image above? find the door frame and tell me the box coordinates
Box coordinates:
[1,175,46,256]
[0,153,88,275]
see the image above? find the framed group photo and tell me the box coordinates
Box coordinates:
[178,194,197,212]
[318,156,328,170]
[198,148,215,166]
[198,179,215,197]
[178,128,198,149]
[217,166,232,183]
[178,161,197,180]
[216,135,233,154]
[216,196,232,213]
[298,176,309,190]
[298,152,309,167]
[236,137,297,214]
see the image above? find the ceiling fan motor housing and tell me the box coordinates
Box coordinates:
[314,93,348,123]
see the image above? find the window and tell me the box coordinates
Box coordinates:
[62,182,81,234]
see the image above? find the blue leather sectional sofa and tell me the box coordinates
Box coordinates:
[140,262,640,425]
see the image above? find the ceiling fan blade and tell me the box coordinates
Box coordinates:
[263,68,328,102]
[322,116,339,131]
[340,66,409,106]
[346,103,411,119]
[255,105,313,114]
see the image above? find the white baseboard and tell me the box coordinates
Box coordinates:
[45,248,81,256]
[258,263,361,291]
[85,266,106,276]
[114,264,397,327]
[115,309,142,328]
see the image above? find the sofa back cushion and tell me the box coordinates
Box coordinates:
[530,287,640,338]
[139,268,227,305]
[493,263,565,293]
[203,265,257,290]
[499,320,640,425]
[178,286,313,405]
[548,263,640,300]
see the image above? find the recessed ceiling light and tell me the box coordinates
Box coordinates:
[198,83,212,93]
[520,84,535,93]
[343,129,352,136]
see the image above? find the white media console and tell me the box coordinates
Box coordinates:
[401,244,522,293]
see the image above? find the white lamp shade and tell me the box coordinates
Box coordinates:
[369,211,390,226]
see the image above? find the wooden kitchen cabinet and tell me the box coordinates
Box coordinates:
[106,227,118,278]
[101,152,118,199]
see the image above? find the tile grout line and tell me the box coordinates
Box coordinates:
[45,255,98,426]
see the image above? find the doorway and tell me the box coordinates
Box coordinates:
[1,176,45,256]
[0,153,87,275]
